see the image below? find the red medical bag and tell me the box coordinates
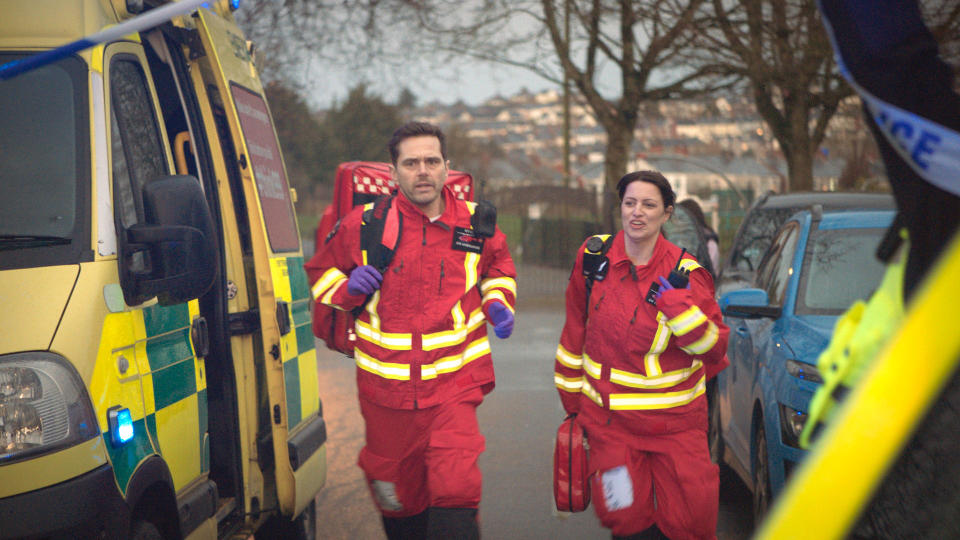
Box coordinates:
[312,161,473,356]
[553,414,591,512]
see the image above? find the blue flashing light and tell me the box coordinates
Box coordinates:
[230,0,241,10]
[108,407,134,446]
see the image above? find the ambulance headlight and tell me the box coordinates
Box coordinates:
[0,353,99,463]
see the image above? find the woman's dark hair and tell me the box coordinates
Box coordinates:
[616,170,676,209]
[388,121,447,165]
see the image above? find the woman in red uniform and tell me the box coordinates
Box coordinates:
[554,170,729,539]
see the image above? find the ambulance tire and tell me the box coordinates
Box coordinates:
[129,519,163,540]
[257,497,317,540]
[751,420,771,526]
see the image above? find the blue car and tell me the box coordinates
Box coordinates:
[711,207,895,522]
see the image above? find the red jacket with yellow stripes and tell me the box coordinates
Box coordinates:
[555,232,728,433]
[306,186,517,409]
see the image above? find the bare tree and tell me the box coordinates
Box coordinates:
[419,1,734,228]
[691,0,960,192]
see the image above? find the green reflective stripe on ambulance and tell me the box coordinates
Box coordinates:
[284,357,302,426]
[287,256,309,300]
[293,300,314,355]
[104,418,154,493]
[143,302,190,336]
[151,354,198,410]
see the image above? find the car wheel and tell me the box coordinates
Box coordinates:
[707,379,723,465]
[752,420,772,526]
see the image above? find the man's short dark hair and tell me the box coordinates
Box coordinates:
[388,121,447,165]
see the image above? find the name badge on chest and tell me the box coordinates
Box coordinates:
[452,226,485,253]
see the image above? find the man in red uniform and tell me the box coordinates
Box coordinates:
[305,122,517,539]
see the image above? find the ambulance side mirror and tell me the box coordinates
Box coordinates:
[118,175,219,306]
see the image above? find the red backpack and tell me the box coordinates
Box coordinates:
[312,162,474,356]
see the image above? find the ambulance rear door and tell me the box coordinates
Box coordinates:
[191,8,324,517]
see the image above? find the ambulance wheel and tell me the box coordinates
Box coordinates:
[751,420,771,526]
[707,380,723,465]
[130,519,163,540]
[257,497,317,540]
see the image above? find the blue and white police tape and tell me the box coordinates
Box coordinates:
[0,0,208,81]
[818,0,960,198]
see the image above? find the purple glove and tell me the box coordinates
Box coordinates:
[655,275,689,302]
[488,302,514,339]
[347,265,383,296]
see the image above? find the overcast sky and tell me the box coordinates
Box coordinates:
[296,57,560,110]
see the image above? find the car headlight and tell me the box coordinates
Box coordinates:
[0,352,99,463]
[785,359,823,384]
[779,404,808,449]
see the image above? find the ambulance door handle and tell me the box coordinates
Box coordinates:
[276,300,291,336]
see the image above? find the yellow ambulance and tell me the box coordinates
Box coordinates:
[0,1,326,538]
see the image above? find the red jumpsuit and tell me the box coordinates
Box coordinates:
[555,232,729,539]
[305,186,516,517]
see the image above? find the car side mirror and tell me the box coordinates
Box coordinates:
[118,175,218,306]
[720,288,781,319]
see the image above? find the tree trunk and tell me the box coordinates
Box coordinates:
[601,122,633,231]
[786,117,815,192]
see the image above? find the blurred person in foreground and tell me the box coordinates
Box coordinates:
[554,170,729,540]
[305,121,517,539]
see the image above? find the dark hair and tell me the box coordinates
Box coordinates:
[678,199,708,229]
[388,121,447,165]
[616,170,676,209]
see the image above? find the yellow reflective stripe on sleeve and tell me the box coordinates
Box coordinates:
[312,267,348,303]
[581,377,604,406]
[681,321,719,355]
[555,344,583,369]
[355,319,413,350]
[668,306,708,337]
[354,349,411,380]
[644,313,672,376]
[554,373,584,392]
[480,277,517,297]
[583,353,602,380]
[678,259,702,273]
[421,337,491,380]
[464,252,481,292]
[610,360,704,389]
[421,308,485,351]
[608,375,706,410]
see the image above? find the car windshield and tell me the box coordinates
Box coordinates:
[0,55,82,239]
[730,207,801,272]
[796,227,887,315]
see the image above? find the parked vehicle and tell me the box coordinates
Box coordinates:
[716,192,895,298]
[711,207,895,522]
[0,1,326,538]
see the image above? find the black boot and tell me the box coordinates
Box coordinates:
[382,510,428,540]
[425,507,479,540]
[613,524,669,540]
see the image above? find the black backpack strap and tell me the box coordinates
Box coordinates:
[353,195,402,316]
[582,234,614,311]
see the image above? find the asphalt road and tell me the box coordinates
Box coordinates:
[312,300,753,539]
